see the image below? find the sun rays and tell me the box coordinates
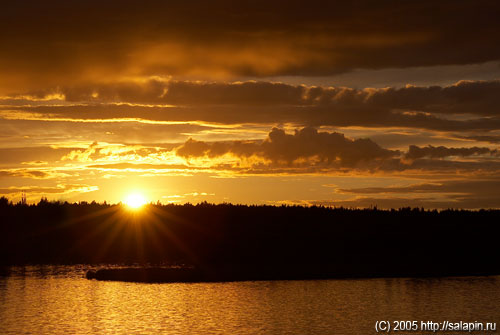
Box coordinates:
[59,200,196,264]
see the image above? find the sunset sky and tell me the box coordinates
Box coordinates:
[1,0,500,208]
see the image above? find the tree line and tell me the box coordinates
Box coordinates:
[1,197,499,277]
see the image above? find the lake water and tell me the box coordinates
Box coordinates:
[0,266,499,334]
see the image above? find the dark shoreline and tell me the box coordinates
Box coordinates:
[85,265,500,283]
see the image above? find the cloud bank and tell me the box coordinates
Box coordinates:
[1,1,500,91]
[4,80,500,133]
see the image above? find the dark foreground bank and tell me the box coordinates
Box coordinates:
[86,263,500,283]
[2,200,500,279]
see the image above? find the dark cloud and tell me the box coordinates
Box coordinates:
[329,179,500,209]
[5,79,500,132]
[368,80,500,116]
[173,127,500,174]
[338,180,500,195]
[1,1,500,92]
[405,145,498,160]
[13,79,500,116]
[51,80,306,105]
[176,127,397,168]
[456,135,500,144]
[402,158,500,173]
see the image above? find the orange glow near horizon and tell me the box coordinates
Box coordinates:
[0,1,498,210]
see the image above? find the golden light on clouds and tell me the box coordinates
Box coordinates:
[0,1,499,209]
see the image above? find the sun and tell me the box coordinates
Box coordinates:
[124,193,147,209]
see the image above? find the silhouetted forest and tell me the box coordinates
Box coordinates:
[1,197,500,278]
